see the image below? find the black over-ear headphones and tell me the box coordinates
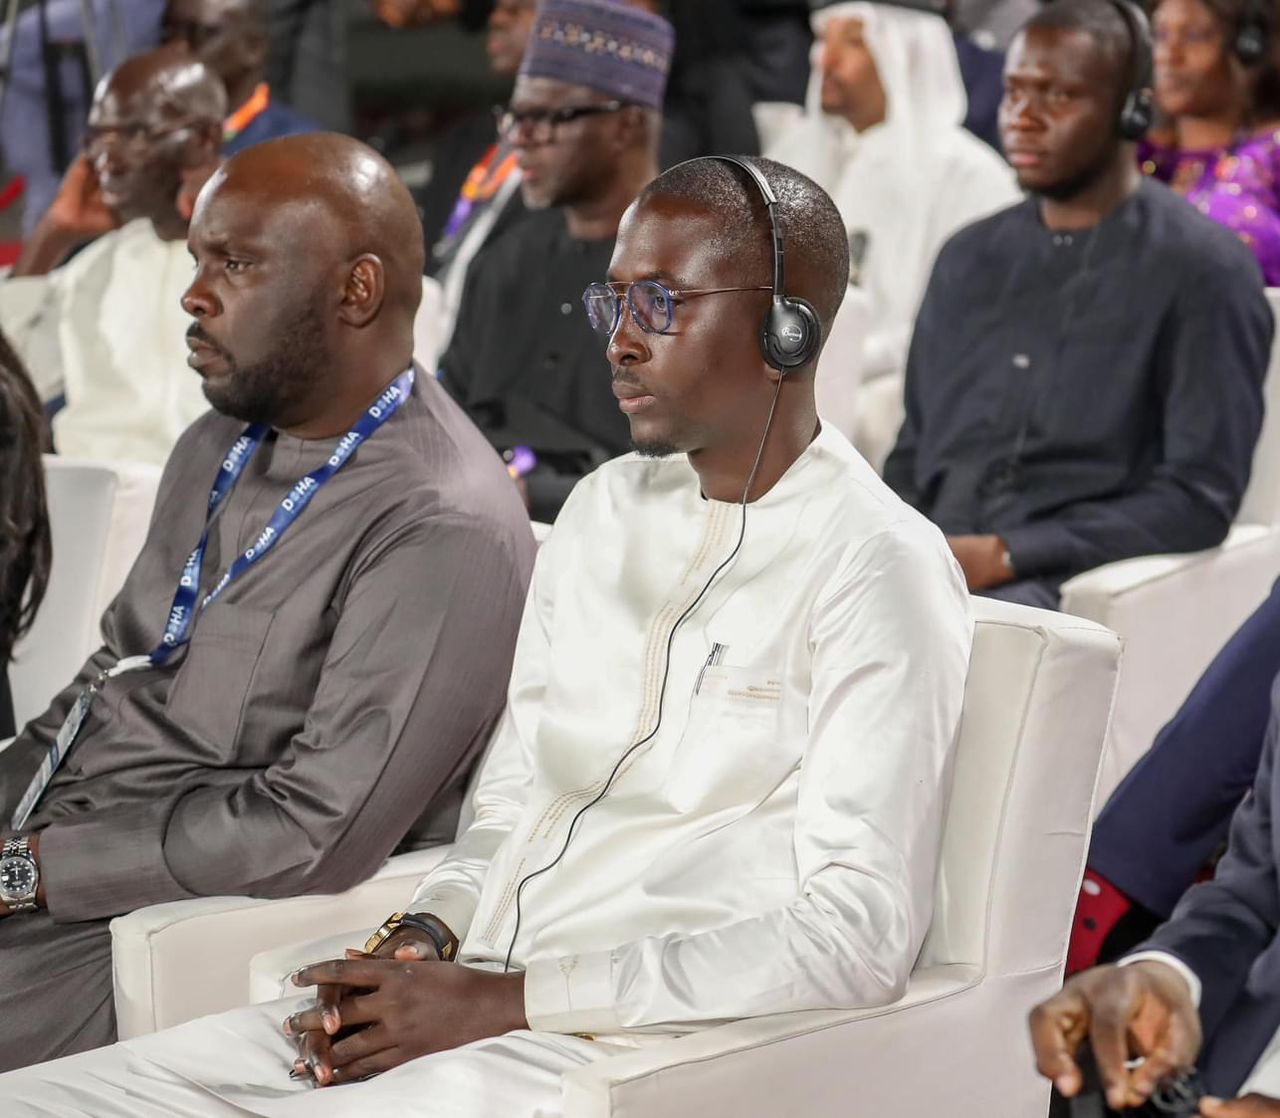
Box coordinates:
[699,154,823,373]
[1111,0,1156,140]
[1234,0,1272,65]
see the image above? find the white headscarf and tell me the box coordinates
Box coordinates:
[774,2,970,198]
[769,0,1018,401]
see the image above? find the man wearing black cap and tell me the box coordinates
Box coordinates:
[439,0,673,521]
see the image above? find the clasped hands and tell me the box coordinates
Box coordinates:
[284,930,527,1087]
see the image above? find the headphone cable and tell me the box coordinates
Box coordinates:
[501,376,787,974]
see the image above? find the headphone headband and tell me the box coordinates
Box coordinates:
[665,154,821,373]
[704,155,786,311]
[1110,0,1155,140]
[1234,0,1272,64]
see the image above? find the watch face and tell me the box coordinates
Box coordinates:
[0,856,35,900]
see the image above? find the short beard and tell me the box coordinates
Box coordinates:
[197,303,328,427]
[631,438,680,458]
[1031,145,1118,203]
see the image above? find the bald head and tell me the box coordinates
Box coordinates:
[99,44,226,122]
[184,134,426,431]
[86,46,224,228]
[202,133,425,322]
[636,156,849,337]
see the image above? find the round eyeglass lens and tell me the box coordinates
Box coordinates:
[630,281,674,334]
[582,284,620,338]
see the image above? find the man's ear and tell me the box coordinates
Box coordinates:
[338,254,386,328]
[187,121,224,169]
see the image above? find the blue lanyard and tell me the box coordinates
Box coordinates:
[150,366,415,666]
[9,368,417,832]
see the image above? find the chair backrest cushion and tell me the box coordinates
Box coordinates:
[9,456,160,730]
[919,599,1120,979]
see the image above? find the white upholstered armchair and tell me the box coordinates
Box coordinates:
[112,598,1120,1117]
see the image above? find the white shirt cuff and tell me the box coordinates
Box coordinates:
[1120,951,1202,1008]
[523,950,622,1034]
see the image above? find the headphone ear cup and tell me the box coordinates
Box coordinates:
[1237,19,1267,64]
[1118,88,1154,141]
[762,297,822,373]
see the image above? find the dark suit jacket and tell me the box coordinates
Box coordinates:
[1137,673,1280,1096]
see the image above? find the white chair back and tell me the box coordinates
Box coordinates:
[919,598,1120,977]
[9,457,160,730]
[1237,288,1280,526]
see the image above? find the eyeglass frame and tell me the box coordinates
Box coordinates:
[81,118,206,155]
[494,100,627,145]
[582,279,774,340]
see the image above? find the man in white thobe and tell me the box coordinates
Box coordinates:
[0,48,226,466]
[0,156,972,1117]
[769,0,1019,465]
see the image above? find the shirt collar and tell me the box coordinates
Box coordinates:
[225,84,271,141]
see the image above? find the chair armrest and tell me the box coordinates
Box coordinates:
[1060,525,1280,800]
[562,964,1054,1118]
[110,845,452,1038]
[1059,524,1274,608]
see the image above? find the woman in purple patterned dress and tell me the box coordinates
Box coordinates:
[1142,0,1280,283]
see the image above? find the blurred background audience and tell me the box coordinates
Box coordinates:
[885,0,1271,608]
[1141,0,1280,279]
[439,0,670,520]
[160,0,319,153]
[0,47,224,464]
[771,0,1018,464]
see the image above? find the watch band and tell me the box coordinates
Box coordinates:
[364,911,458,961]
[398,912,459,961]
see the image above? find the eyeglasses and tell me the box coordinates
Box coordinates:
[582,280,773,340]
[82,119,202,155]
[494,101,625,145]
[160,17,224,49]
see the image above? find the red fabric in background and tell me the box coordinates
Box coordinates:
[0,175,27,266]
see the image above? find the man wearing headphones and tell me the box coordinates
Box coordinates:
[0,156,972,1118]
[883,0,1272,609]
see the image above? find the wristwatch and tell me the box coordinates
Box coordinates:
[0,836,39,912]
[365,911,458,961]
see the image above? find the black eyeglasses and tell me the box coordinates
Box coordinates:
[82,119,202,154]
[582,280,773,340]
[494,101,625,145]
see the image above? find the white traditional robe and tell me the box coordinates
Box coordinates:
[0,423,972,1115]
[0,221,448,469]
[768,2,1020,461]
[0,218,206,466]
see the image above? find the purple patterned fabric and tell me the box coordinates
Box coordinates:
[520,0,674,110]
[1140,133,1280,285]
